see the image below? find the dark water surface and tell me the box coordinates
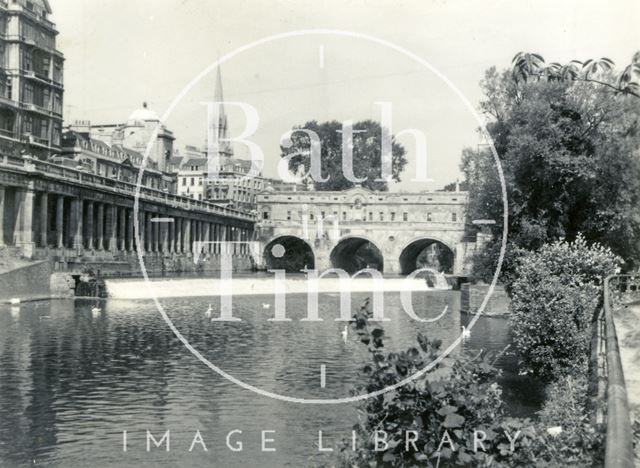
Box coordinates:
[0,290,543,467]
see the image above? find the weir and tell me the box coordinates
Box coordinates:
[104,275,451,299]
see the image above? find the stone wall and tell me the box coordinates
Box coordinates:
[460,282,511,316]
[0,260,52,301]
[50,272,76,298]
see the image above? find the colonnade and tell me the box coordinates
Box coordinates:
[0,186,253,258]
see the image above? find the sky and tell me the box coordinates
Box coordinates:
[48,0,640,191]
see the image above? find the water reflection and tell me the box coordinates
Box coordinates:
[0,292,542,467]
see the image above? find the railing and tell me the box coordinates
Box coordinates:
[0,155,256,222]
[595,274,639,468]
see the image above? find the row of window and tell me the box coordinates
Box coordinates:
[23,81,62,113]
[23,114,59,144]
[182,176,203,186]
[263,211,458,223]
[180,175,265,194]
[179,171,263,188]
[19,17,56,50]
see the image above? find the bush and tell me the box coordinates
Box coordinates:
[496,375,604,467]
[329,299,606,468]
[335,301,508,467]
[510,235,621,381]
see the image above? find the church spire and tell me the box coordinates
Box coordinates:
[213,65,232,157]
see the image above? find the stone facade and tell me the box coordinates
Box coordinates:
[256,186,484,275]
[0,0,64,159]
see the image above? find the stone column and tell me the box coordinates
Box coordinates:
[195,220,201,256]
[118,207,126,251]
[127,208,134,251]
[211,223,218,254]
[194,220,199,253]
[15,189,35,257]
[107,204,118,252]
[56,195,64,248]
[0,187,5,247]
[214,224,220,254]
[168,218,175,253]
[200,221,207,255]
[38,192,48,248]
[161,218,169,253]
[145,212,153,252]
[220,224,227,255]
[175,218,182,254]
[85,200,94,250]
[231,227,237,255]
[206,222,213,254]
[183,218,191,254]
[70,197,83,251]
[96,203,104,250]
[137,209,145,253]
[153,216,160,252]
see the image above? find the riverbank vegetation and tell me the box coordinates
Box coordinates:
[332,297,607,467]
[330,52,638,467]
[466,51,640,284]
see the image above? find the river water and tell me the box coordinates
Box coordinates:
[0,282,543,467]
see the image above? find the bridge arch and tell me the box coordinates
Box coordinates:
[399,237,455,275]
[263,235,315,272]
[330,235,384,274]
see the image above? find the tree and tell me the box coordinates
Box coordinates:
[512,51,640,99]
[463,64,640,279]
[280,120,407,191]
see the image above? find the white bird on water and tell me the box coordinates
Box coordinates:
[341,325,348,343]
[262,303,271,309]
[91,305,102,314]
[461,325,471,340]
[205,304,213,318]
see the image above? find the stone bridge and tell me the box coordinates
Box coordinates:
[255,187,486,276]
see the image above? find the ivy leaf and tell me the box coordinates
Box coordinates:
[414,452,428,461]
[443,413,465,428]
[437,405,458,416]
[382,451,396,462]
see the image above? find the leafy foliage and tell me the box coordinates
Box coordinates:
[512,51,640,98]
[280,120,407,191]
[463,63,640,280]
[496,375,605,467]
[510,235,621,380]
[336,300,509,467]
[328,299,606,467]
